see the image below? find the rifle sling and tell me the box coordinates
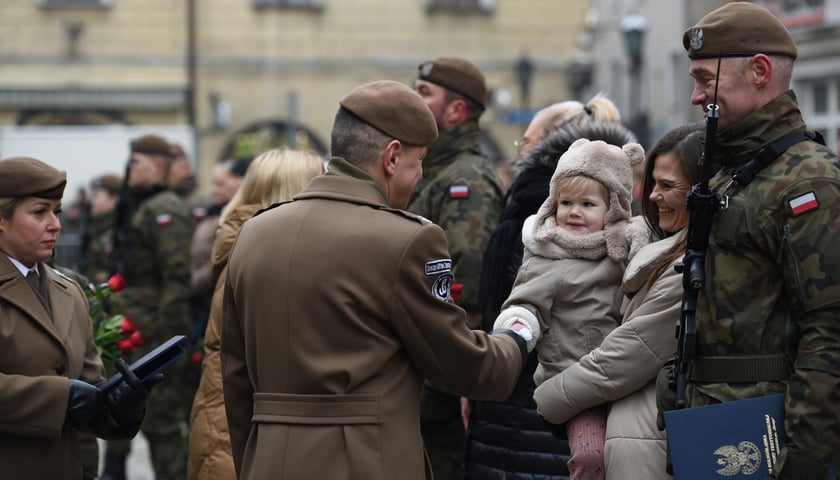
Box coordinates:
[690,354,792,383]
[731,130,825,187]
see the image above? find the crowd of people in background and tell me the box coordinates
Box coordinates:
[1,2,839,480]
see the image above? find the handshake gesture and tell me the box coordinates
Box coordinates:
[67,358,163,431]
[493,306,541,352]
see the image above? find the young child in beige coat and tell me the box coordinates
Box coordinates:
[494,138,647,480]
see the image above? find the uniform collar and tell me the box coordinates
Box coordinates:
[5,255,38,278]
[424,120,482,170]
[717,90,806,167]
[326,157,391,207]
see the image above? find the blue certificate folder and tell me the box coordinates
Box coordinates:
[664,393,835,479]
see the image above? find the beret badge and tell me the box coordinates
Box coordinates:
[690,28,703,51]
[421,62,434,77]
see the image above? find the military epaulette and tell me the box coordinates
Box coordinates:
[378,206,431,225]
[50,267,74,283]
[252,199,294,217]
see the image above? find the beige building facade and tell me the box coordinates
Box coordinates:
[0,0,593,190]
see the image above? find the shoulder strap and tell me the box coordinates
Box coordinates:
[731,130,826,188]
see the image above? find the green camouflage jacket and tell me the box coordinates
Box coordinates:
[407,121,503,328]
[691,91,840,476]
[82,210,115,286]
[110,187,193,351]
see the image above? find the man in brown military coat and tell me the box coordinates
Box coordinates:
[221,80,527,480]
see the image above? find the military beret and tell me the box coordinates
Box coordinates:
[131,134,173,157]
[90,173,123,196]
[684,2,797,60]
[170,143,186,159]
[417,57,487,109]
[339,80,438,146]
[0,156,67,199]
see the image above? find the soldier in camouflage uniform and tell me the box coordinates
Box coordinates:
[104,134,194,480]
[412,57,504,480]
[657,4,840,479]
[80,173,121,286]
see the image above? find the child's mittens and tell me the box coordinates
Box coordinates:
[493,306,540,352]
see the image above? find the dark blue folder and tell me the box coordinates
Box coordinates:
[664,393,835,479]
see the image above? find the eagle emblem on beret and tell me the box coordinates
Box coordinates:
[421,62,434,77]
[690,28,704,51]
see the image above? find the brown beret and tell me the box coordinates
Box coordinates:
[131,134,173,157]
[90,173,123,196]
[417,57,487,109]
[170,143,186,159]
[0,156,67,199]
[684,2,797,60]
[339,80,438,146]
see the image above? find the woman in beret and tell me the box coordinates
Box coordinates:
[0,156,154,480]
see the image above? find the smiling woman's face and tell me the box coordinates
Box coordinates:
[0,197,62,267]
[649,152,691,234]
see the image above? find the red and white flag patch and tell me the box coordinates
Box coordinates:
[449,185,469,199]
[155,213,173,226]
[789,191,819,216]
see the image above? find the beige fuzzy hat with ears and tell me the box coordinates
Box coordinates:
[535,138,645,259]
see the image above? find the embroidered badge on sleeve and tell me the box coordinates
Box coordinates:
[789,191,819,217]
[432,273,453,301]
[449,185,469,199]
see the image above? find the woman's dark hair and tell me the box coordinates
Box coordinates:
[0,197,24,219]
[640,123,705,287]
[640,123,704,240]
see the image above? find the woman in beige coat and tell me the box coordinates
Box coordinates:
[187,149,325,480]
[533,124,703,479]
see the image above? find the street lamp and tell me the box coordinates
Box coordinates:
[515,53,534,131]
[621,14,649,146]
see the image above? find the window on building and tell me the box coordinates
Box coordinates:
[253,0,324,11]
[425,0,495,15]
[799,76,840,154]
[38,0,112,8]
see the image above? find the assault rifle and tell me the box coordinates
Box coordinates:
[670,56,723,409]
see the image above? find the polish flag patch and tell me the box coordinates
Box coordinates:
[789,192,819,216]
[449,185,469,199]
[155,213,173,226]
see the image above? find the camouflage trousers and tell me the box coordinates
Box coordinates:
[420,385,466,480]
[74,432,99,480]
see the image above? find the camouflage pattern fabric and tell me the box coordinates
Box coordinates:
[82,210,115,286]
[407,121,504,329]
[665,91,840,478]
[408,121,504,480]
[109,185,194,480]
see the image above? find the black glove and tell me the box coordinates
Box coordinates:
[67,379,106,430]
[105,357,163,425]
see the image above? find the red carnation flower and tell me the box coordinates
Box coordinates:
[130,330,144,347]
[116,338,135,353]
[450,282,464,301]
[119,316,136,335]
[107,273,126,293]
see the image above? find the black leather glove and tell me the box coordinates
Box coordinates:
[67,379,106,430]
[105,357,163,425]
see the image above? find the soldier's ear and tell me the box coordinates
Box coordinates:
[382,139,403,178]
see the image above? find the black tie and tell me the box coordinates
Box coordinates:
[26,270,41,292]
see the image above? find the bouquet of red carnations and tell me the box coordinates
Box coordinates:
[86,273,143,365]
